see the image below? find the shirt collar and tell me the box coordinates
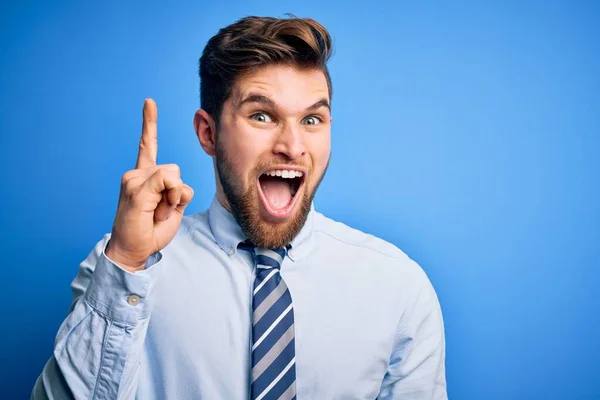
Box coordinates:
[206,195,316,262]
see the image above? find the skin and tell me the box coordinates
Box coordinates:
[106,64,331,271]
[194,65,332,249]
[106,98,195,272]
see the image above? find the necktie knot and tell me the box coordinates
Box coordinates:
[239,241,289,270]
[254,247,286,270]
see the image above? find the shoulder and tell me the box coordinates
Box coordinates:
[312,211,434,288]
[312,211,439,305]
[313,211,414,264]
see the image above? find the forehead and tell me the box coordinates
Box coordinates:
[231,65,330,110]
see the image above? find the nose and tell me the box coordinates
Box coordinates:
[272,122,307,160]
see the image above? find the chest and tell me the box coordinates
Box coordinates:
[140,251,398,399]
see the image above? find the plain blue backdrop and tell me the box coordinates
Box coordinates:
[1,1,599,398]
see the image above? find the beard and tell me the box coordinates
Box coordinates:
[215,141,328,249]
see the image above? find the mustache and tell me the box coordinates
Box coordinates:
[253,159,310,173]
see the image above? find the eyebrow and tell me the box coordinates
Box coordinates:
[306,99,331,112]
[237,93,331,113]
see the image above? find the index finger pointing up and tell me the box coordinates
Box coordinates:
[136,98,158,169]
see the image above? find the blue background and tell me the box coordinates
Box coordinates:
[1,1,599,398]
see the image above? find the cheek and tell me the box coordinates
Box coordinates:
[308,133,331,172]
[221,123,267,181]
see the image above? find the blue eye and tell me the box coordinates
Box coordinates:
[251,113,273,123]
[302,116,321,126]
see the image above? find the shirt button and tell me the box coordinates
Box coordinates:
[289,249,295,257]
[127,294,140,306]
[228,247,235,255]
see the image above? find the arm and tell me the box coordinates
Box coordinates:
[378,266,447,400]
[31,234,162,400]
[32,99,192,399]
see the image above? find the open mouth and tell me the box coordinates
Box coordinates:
[257,168,306,219]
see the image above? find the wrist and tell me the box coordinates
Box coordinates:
[105,240,149,273]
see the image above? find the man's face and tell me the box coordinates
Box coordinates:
[214,65,331,249]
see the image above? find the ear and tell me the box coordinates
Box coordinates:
[194,109,217,156]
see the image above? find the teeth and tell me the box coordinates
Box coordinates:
[263,169,304,178]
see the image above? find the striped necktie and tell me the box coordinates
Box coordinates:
[242,244,297,400]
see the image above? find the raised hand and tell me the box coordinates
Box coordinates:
[105,99,194,272]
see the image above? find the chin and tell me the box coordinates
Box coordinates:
[228,183,312,250]
[217,158,319,249]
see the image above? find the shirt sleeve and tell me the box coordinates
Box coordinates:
[378,263,447,400]
[31,234,163,400]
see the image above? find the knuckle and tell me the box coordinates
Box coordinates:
[154,168,165,180]
[163,163,181,175]
[140,135,156,146]
[121,170,136,185]
[138,141,149,154]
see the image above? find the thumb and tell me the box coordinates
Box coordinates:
[175,184,194,213]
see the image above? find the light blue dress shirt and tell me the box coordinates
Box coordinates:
[32,196,447,399]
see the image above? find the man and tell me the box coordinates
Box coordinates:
[32,16,446,400]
